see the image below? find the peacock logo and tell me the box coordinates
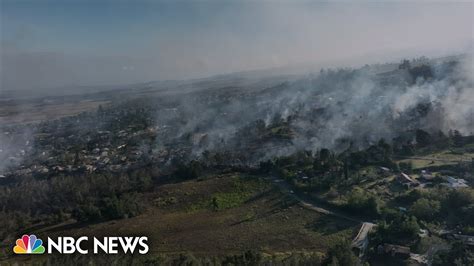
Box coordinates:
[13,235,45,254]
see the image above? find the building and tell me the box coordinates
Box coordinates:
[378,167,391,177]
[419,170,435,181]
[381,244,411,259]
[452,234,474,246]
[443,176,469,189]
[352,222,377,257]
[397,173,419,187]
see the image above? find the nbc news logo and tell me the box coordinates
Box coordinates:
[13,234,149,255]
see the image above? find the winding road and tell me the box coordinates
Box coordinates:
[266,176,366,223]
[267,175,447,265]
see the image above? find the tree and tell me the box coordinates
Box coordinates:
[97,105,105,117]
[410,198,440,220]
[399,216,420,239]
[378,138,393,164]
[434,130,451,149]
[398,162,413,174]
[73,203,102,222]
[400,144,415,156]
[416,129,432,148]
[373,216,420,244]
[399,59,411,70]
[258,160,274,174]
[327,240,360,266]
[446,189,474,209]
[174,160,203,180]
[343,158,349,179]
[367,197,380,216]
[222,250,262,265]
[451,130,464,147]
[409,64,433,81]
[346,188,380,216]
[433,242,474,266]
[320,148,331,162]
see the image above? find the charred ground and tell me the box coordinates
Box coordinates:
[0,56,473,265]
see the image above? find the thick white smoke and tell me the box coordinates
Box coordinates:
[154,55,473,160]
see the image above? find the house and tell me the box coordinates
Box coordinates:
[398,207,407,212]
[397,173,419,187]
[419,170,435,182]
[443,176,469,189]
[378,167,391,176]
[418,229,429,238]
[452,234,474,246]
[352,222,377,257]
[381,244,411,259]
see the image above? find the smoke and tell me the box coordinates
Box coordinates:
[0,126,35,175]
[391,56,474,135]
[0,55,472,171]
[152,55,473,161]
[440,86,474,134]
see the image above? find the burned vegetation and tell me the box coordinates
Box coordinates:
[0,56,473,265]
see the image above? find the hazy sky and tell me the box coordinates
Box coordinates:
[1,0,473,92]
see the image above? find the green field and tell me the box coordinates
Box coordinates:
[0,174,358,264]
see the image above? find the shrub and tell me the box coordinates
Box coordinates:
[410,198,440,220]
[345,187,380,217]
[74,203,102,222]
[174,160,203,180]
[326,240,360,266]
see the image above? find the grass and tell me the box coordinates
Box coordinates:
[188,175,269,211]
[399,158,457,170]
[1,173,359,264]
[396,149,474,170]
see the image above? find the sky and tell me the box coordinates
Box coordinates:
[1,0,473,92]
